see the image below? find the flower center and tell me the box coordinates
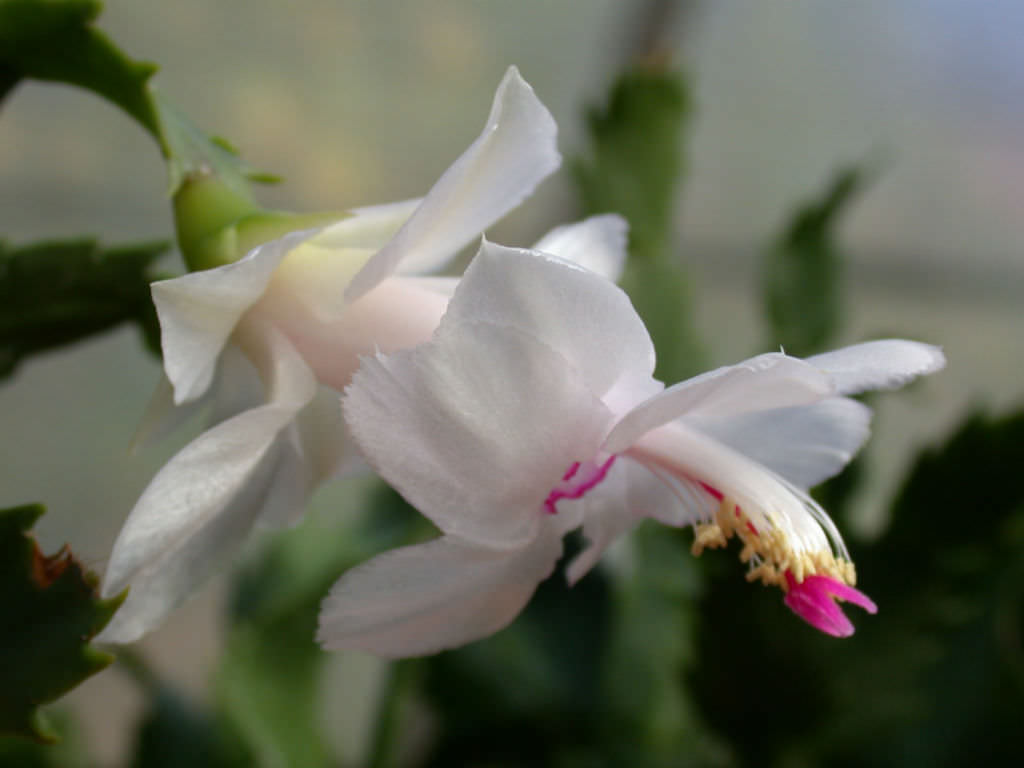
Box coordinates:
[543,456,617,514]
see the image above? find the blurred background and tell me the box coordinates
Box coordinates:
[1,0,1021,765]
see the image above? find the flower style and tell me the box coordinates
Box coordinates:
[323,241,945,657]
[98,67,629,643]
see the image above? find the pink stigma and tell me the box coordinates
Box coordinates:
[784,572,878,638]
[544,456,616,514]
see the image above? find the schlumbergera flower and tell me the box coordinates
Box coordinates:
[323,242,945,657]
[97,67,631,643]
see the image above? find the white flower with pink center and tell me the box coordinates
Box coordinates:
[97,67,631,644]
[322,241,945,657]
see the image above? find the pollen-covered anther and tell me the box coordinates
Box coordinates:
[691,496,858,592]
[691,522,728,556]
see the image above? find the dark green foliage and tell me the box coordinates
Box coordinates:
[419,533,613,767]
[762,164,872,356]
[0,505,123,742]
[691,409,1024,767]
[127,683,251,768]
[0,0,160,139]
[0,238,167,379]
[573,65,704,382]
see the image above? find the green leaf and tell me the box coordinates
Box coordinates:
[0,238,168,379]
[0,0,160,139]
[156,94,282,200]
[0,504,124,743]
[761,163,874,356]
[127,679,251,768]
[572,64,704,382]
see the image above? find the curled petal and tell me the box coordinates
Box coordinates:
[806,340,946,395]
[344,66,561,303]
[532,214,629,282]
[97,407,301,642]
[688,397,873,489]
[317,528,564,658]
[605,353,832,454]
[313,198,422,250]
[344,321,612,549]
[153,229,315,404]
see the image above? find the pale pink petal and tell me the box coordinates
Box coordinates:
[441,241,657,410]
[343,321,612,549]
[97,407,303,642]
[687,397,873,489]
[806,340,945,395]
[531,214,628,282]
[98,328,315,642]
[313,198,422,250]
[605,353,833,455]
[153,229,315,404]
[317,527,564,657]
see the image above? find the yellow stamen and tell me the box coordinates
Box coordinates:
[692,497,855,592]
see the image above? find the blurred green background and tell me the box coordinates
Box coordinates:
[1,0,1021,764]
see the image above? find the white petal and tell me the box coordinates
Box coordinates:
[208,343,266,426]
[531,214,629,282]
[313,198,422,249]
[397,275,460,300]
[343,321,613,549]
[253,428,313,529]
[231,317,317,408]
[97,406,299,642]
[317,528,563,657]
[344,66,561,302]
[605,353,832,454]
[688,397,873,489]
[153,229,315,404]
[98,327,316,642]
[132,345,263,452]
[806,340,946,394]
[442,240,657,410]
[292,385,361,484]
[268,242,375,321]
[258,275,450,392]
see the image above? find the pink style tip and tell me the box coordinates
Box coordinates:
[783,573,878,638]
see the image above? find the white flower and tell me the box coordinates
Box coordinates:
[323,241,945,657]
[98,67,629,643]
